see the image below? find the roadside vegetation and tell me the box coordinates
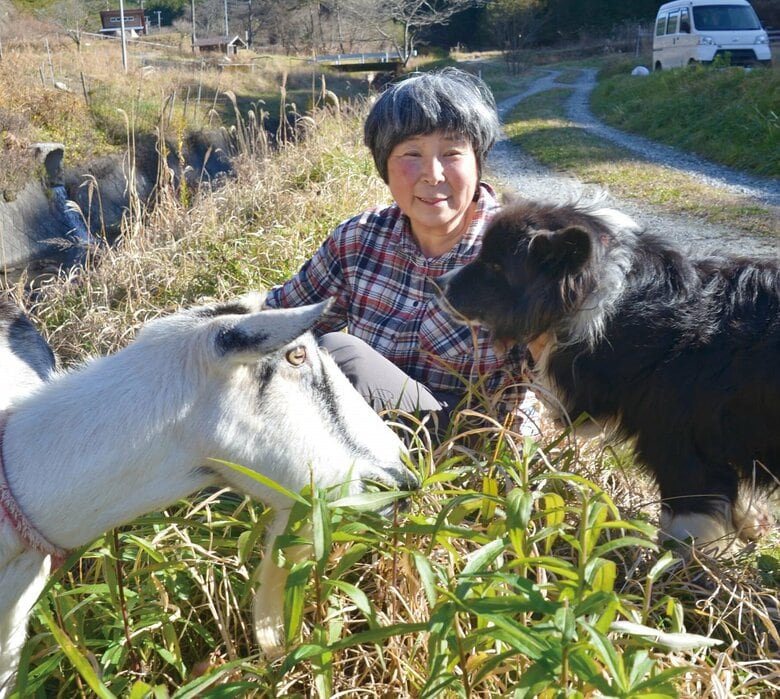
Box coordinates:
[592,58,780,179]
[498,54,779,239]
[1,25,778,698]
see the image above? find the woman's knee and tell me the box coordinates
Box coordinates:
[318,332,442,413]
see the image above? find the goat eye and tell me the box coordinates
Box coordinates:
[285,346,307,366]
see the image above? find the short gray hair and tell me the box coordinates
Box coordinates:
[364,67,500,183]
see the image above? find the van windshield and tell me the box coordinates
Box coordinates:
[692,5,762,31]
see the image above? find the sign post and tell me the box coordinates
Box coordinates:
[119,0,128,73]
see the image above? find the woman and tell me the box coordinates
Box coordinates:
[264,67,526,433]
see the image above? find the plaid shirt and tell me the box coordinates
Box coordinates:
[265,183,525,402]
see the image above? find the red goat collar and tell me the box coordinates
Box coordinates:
[0,411,68,569]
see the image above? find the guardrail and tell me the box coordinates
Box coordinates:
[768,29,780,45]
[313,52,403,65]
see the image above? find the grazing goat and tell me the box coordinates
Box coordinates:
[0,294,417,695]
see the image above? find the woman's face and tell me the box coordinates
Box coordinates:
[386,131,479,257]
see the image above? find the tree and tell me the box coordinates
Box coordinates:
[485,0,550,72]
[144,1,188,26]
[341,0,487,63]
[49,0,93,46]
[484,0,660,49]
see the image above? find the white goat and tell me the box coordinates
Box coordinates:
[0,294,416,696]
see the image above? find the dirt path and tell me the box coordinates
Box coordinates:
[485,68,779,257]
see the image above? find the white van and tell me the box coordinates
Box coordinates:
[653,0,772,70]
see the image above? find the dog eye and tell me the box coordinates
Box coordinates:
[285,346,307,366]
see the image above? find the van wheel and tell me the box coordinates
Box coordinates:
[654,61,662,71]
[688,59,698,67]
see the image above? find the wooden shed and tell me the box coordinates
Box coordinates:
[99,9,147,36]
[192,35,248,56]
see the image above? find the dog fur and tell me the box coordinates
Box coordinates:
[443,198,779,550]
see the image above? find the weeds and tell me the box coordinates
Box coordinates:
[12,407,777,696]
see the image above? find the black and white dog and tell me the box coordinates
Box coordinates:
[442,199,779,551]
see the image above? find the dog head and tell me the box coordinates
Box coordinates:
[442,199,638,352]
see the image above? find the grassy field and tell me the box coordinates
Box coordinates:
[490,55,779,239]
[592,58,780,179]
[1,26,779,698]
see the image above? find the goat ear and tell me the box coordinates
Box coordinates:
[215,300,331,360]
[528,226,591,277]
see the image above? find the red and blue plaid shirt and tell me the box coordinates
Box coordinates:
[265,183,525,401]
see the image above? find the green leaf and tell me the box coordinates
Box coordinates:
[312,490,331,567]
[478,615,554,659]
[284,560,315,645]
[609,620,724,650]
[455,538,506,598]
[553,604,577,643]
[511,555,579,580]
[324,579,376,623]
[629,665,688,695]
[626,649,656,688]
[506,487,534,530]
[480,474,499,521]
[128,682,160,699]
[329,489,410,511]
[412,551,439,609]
[593,535,658,559]
[513,659,558,696]
[647,551,677,583]
[582,622,628,692]
[587,557,617,592]
[541,492,566,526]
[38,605,116,699]
[208,458,308,504]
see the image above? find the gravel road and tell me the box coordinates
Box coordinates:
[485,68,779,258]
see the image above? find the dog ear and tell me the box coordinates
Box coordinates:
[528,227,592,277]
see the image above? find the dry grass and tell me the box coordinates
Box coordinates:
[9,97,384,364]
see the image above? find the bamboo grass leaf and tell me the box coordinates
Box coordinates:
[208,458,308,504]
[38,606,116,699]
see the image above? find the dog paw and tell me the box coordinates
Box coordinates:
[733,496,774,542]
[659,510,739,554]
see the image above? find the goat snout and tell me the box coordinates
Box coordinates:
[364,463,419,493]
[360,462,419,515]
[395,465,420,492]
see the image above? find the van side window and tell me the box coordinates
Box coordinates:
[666,9,680,35]
[655,13,668,36]
[679,8,691,33]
